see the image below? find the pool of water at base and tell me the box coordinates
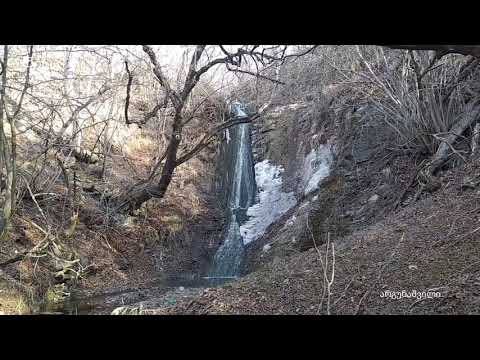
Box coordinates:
[37,274,237,315]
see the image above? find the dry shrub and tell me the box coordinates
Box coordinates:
[0,287,31,314]
[236,45,480,157]
[236,45,360,109]
[351,46,475,155]
[123,132,156,158]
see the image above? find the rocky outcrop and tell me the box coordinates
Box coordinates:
[251,101,334,197]
[243,98,412,274]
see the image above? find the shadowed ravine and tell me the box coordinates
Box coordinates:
[43,101,257,314]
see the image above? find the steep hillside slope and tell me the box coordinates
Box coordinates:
[143,154,480,315]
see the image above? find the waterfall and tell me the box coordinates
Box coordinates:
[209,101,256,278]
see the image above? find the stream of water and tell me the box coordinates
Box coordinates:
[208,101,256,279]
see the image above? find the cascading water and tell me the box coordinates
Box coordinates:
[208,101,256,279]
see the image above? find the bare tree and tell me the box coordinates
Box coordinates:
[116,45,318,213]
[0,45,318,237]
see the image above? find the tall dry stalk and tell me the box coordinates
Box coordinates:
[306,214,335,315]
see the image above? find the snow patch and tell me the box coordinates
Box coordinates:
[268,102,309,118]
[240,160,297,245]
[281,214,298,231]
[285,215,297,227]
[302,143,334,195]
[231,101,248,118]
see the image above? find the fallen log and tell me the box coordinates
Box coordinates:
[0,252,27,267]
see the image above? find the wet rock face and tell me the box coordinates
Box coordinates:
[0,216,5,235]
[243,101,394,269]
[238,101,339,270]
[251,100,334,198]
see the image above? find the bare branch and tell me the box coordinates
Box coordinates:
[56,84,111,141]
[225,65,286,85]
[124,60,169,127]
[384,45,480,58]
[142,45,181,108]
[175,114,259,167]
[282,45,319,62]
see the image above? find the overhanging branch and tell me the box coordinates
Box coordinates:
[175,116,255,167]
[225,65,286,84]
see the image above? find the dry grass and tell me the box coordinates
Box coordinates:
[123,133,157,159]
[0,287,31,315]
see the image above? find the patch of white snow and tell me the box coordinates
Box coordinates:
[302,143,334,195]
[240,160,297,244]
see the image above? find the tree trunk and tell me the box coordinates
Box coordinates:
[0,46,10,240]
[471,122,480,158]
[117,114,183,213]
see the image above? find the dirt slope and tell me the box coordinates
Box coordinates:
[144,160,480,315]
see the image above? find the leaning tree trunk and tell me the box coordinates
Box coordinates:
[425,101,480,176]
[116,113,183,213]
[471,122,480,158]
